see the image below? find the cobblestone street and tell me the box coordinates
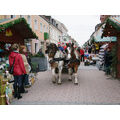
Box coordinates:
[11,63,120,105]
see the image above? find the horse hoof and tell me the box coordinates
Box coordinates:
[52,81,56,84]
[68,79,72,81]
[74,83,78,85]
[58,83,62,85]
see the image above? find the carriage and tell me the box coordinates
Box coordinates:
[45,43,80,85]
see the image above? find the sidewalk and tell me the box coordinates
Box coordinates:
[11,63,120,105]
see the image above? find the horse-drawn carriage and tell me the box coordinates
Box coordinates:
[45,43,80,85]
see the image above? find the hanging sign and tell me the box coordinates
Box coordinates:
[5,29,13,37]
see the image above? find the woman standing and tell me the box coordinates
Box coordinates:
[19,45,30,91]
[9,44,26,99]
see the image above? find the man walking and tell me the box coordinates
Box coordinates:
[80,48,85,62]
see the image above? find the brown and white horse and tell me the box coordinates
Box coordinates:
[66,43,81,85]
[45,43,65,84]
[45,43,80,85]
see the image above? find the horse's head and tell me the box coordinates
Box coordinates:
[66,43,72,59]
[67,43,77,59]
[45,43,58,58]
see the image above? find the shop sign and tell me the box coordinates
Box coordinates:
[5,29,12,37]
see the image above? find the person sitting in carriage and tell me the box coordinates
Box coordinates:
[57,42,69,67]
[58,42,66,54]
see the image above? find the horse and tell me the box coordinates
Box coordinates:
[66,43,81,85]
[46,43,80,85]
[45,43,65,84]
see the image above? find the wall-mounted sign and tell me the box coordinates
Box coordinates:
[5,29,13,37]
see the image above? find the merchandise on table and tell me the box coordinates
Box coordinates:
[96,43,108,70]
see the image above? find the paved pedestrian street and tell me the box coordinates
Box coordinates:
[11,63,120,105]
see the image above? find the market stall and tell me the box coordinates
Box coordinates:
[101,16,120,78]
[0,18,38,105]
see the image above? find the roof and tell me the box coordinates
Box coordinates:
[92,16,120,43]
[0,18,38,39]
[102,16,120,37]
[107,17,120,30]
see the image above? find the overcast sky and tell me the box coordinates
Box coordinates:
[53,15,100,46]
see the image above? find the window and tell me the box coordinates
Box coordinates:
[34,19,38,30]
[35,43,38,53]
[27,16,31,26]
[43,25,45,32]
[11,15,16,18]
[41,42,44,52]
[20,15,24,18]
[40,23,42,32]
[46,27,48,32]
[26,44,31,52]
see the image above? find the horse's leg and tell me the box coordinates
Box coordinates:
[68,68,72,81]
[58,61,63,85]
[74,65,78,85]
[58,66,62,84]
[52,68,56,83]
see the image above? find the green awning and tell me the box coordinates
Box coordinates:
[44,32,49,40]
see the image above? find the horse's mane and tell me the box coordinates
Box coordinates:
[71,45,76,59]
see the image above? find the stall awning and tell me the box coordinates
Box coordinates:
[93,17,117,43]
[0,18,38,44]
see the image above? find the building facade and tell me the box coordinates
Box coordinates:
[44,16,63,45]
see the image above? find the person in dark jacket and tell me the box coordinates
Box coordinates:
[104,47,112,75]
[9,44,26,99]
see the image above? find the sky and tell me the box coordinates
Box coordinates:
[53,15,100,47]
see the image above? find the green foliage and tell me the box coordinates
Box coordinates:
[31,53,45,58]
[31,62,38,73]
[30,50,45,58]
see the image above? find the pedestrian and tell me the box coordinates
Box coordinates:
[19,45,31,90]
[104,47,112,75]
[92,44,95,54]
[88,45,92,54]
[95,43,99,54]
[58,43,65,54]
[9,44,26,99]
[80,48,85,62]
